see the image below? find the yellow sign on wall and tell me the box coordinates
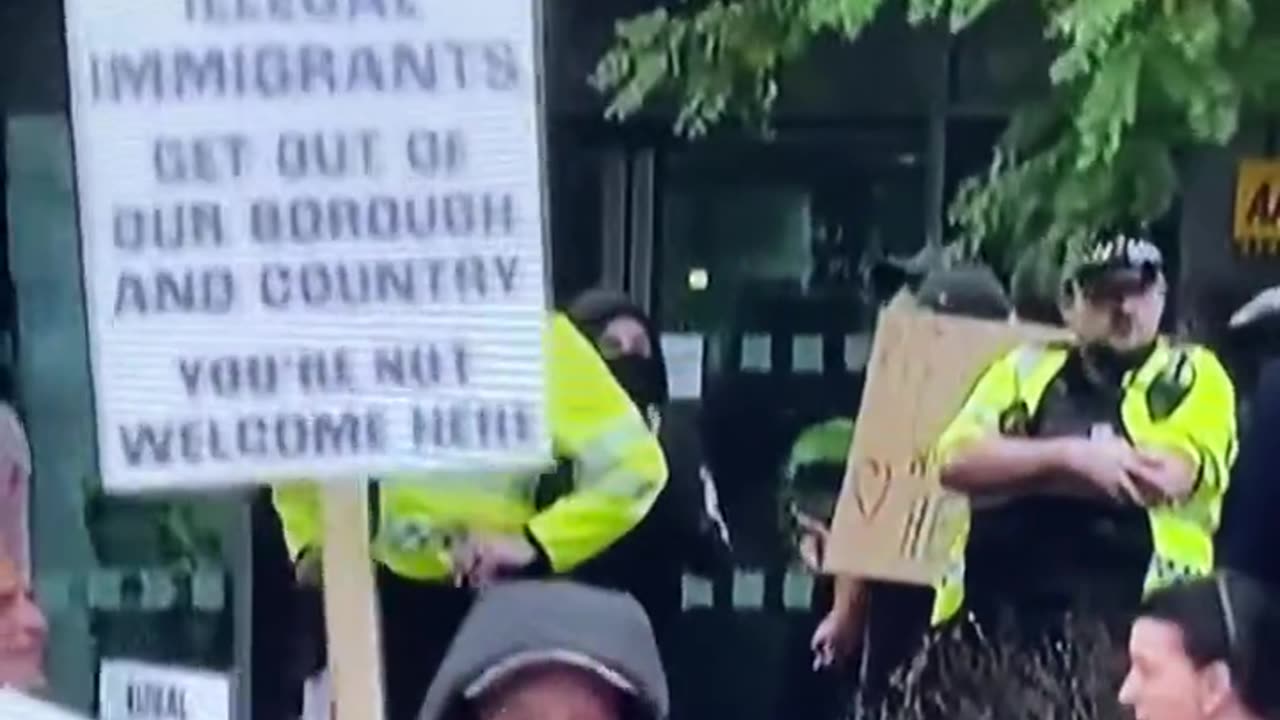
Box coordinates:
[1234,159,1280,255]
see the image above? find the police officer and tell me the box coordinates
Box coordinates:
[931,231,1236,639]
[273,314,668,720]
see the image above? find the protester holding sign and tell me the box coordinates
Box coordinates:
[930,231,1236,645]
[274,314,667,720]
[809,263,1014,715]
[418,580,669,720]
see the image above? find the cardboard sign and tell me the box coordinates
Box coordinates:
[0,689,90,720]
[98,659,231,720]
[1233,159,1280,255]
[63,0,552,492]
[825,295,1068,585]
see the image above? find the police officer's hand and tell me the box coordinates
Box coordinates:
[1062,437,1145,504]
[451,534,537,588]
[1128,449,1196,504]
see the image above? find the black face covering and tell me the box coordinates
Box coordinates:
[606,354,662,413]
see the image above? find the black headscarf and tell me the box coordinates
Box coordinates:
[563,290,731,644]
[566,290,670,411]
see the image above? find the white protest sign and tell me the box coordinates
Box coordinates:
[98,659,231,720]
[0,689,91,720]
[64,0,552,492]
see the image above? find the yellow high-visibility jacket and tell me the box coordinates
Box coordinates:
[272,314,668,581]
[930,339,1237,625]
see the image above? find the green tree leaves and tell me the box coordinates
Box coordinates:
[593,0,1278,281]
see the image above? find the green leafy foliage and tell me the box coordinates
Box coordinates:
[593,0,1280,289]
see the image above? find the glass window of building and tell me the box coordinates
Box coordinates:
[5,117,247,716]
[650,129,928,720]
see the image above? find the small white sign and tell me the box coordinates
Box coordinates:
[98,659,231,720]
[64,0,552,491]
[0,689,90,720]
[660,333,704,400]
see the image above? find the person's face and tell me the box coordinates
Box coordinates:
[1061,270,1165,352]
[0,561,46,689]
[1119,617,1234,720]
[474,666,626,720]
[597,317,652,360]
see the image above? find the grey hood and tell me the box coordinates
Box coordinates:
[417,581,669,720]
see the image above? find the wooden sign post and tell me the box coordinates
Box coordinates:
[62,0,555,717]
[321,485,385,720]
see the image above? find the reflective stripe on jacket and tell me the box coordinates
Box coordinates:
[929,339,1237,625]
[272,314,668,581]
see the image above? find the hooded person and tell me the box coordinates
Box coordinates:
[417,581,669,720]
[564,290,732,654]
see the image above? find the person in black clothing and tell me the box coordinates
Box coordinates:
[249,489,307,719]
[565,290,732,660]
[1218,286,1280,590]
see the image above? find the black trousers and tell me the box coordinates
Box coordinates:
[852,583,933,719]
